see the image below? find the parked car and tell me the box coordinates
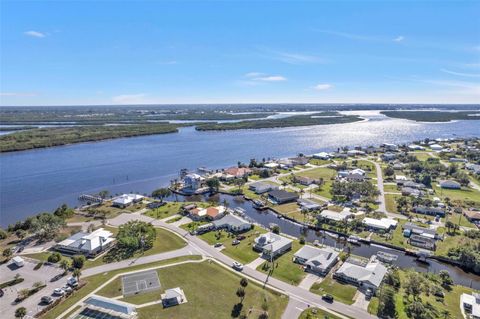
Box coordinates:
[67,277,78,287]
[41,296,53,304]
[63,286,73,294]
[0,289,4,298]
[365,289,373,300]
[322,294,334,303]
[53,288,65,296]
[236,235,246,241]
[232,262,244,271]
[214,242,223,248]
[232,239,240,246]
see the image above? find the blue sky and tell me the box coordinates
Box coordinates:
[1,1,479,106]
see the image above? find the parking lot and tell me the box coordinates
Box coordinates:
[0,258,67,318]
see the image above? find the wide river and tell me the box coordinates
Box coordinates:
[1,111,480,227]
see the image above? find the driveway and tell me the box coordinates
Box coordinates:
[245,256,265,269]
[352,290,370,310]
[298,273,321,290]
[0,258,66,319]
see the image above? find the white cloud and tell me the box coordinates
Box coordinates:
[244,72,265,78]
[24,31,46,38]
[313,83,333,91]
[256,75,287,82]
[393,36,405,42]
[112,93,149,104]
[257,48,326,65]
[441,68,480,78]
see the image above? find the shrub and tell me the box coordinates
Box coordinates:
[33,262,43,270]
[72,255,86,269]
[47,252,62,263]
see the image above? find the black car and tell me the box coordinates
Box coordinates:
[322,294,334,303]
[41,296,53,304]
[0,288,4,297]
[236,235,246,241]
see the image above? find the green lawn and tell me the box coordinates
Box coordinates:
[136,261,289,319]
[308,159,332,166]
[257,241,306,286]
[310,276,357,305]
[410,152,436,162]
[385,194,402,214]
[432,184,480,204]
[144,201,211,219]
[40,255,202,319]
[355,160,377,178]
[299,308,345,319]
[435,233,477,256]
[370,219,410,249]
[447,212,476,228]
[198,226,267,264]
[274,203,300,214]
[313,180,333,199]
[383,184,400,193]
[297,167,337,180]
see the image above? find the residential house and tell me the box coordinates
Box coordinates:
[297,198,322,211]
[212,214,252,233]
[347,150,366,156]
[183,173,204,192]
[346,173,366,182]
[249,182,279,194]
[449,157,467,163]
[403,181,426,189]
[465,163,480,175]
[381,152,397,161]
[55,228,115,257]
[268,189,299,204]
[278,158,294,168]
[254,232,293,258]
[293,176,317,186]
[333,256,388,292]
[401,187,423,197]
[112,194,144,208]
[289,156,309,166]
[409,234,436,250]
[408,144,425,151]
[430,144,443,151]
[83,295,137,319]
[461,293,480,319]
[464,210,480,223]
[313,152,330,160]
[362,217,398,232]
[318,209,352,222]
[161,288,187,308]
[413,206,445,217]
[293,245,339,275]
[224,167,252,178]
[189,206,226,220]
[439,180,461,189]
[264,162,280,169]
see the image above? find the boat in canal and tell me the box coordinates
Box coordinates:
[377,251,399,263]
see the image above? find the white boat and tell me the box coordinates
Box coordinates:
[234,207,246,216]
[347,235,361,245]
[376,251,398,263]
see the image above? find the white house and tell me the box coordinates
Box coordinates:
[382,143,398,151]
[461,293,480,319]
[162,287,187,308]
[319,209,352,222]
[430,144,443,151]
[439,180,461,189]
[249,182,279,194]
[408,144,425,151]
[55,228,115,257]
[183,173,204,192]
[112,194,144,208]
[362,217,398,232]
[333,256,388,292]
[313,152,331,160]
[254,232,292,258]
[212,214,252,233]
[293,245,339,275]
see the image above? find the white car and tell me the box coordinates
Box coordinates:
[53,288,65,296]
[232,262,244,271]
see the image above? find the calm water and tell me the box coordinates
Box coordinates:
[1,111,480,227]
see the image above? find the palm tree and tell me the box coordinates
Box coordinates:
[60,259,70,274]
[15,307,27,318]
[441,310,451,319]
[73,268,82,282]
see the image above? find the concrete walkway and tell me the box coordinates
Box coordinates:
[281,298,309,319]
[352,290,370,310]
[298,273,321,290]
[245,256,265,269]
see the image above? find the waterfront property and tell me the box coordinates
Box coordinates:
[249,181,279,194]
[112,194,145,208]
[254,232,293,258]
[224,167,252,179]
[293,245,339,275]
[268,189,299,204]
[362,217,398,232]
[402,222,439,250]
[464,209,480,224]
[55,228,115,257]
[333,256,388,292]
[188,205,226,220]
[183,173,204,193]
[212,214,252,233]
[298,198,323,211]
[318,209,352,222]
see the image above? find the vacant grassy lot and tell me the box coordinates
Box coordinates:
[447,212,476,228]
[297,167,337,180]
[136,261,289,319]
[257,241,306,286]
[383,183,400,193]
[433,184,480,205]
[385,194,402,214]
[144,201,211,219]
[310,276,357,305]
[274,203,300,214]
[198,226,266,264]
[41,256,202,319]
[410,152,435,161]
